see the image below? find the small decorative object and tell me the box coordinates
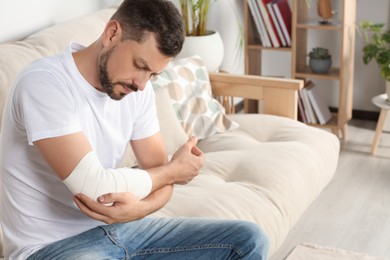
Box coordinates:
[317,0,333,24]
[308,47,332,74]
[358,20,390,99]
[305,0,337,25]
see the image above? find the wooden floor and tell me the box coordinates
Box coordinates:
[270,119,390,260]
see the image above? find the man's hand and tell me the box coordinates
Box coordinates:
[74,137,203,224]
[168,137,204,185]
[74,185,173,224]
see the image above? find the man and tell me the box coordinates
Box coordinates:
[0,0,269,259]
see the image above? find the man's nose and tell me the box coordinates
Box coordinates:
[132,72,149,91]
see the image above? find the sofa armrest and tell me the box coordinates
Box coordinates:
[209,72,303,120]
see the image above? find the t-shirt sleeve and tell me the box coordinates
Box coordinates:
[13,70,82,145]
[131,81,160,140]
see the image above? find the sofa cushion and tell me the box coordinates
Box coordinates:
[151,114,340,254]
[150,56,238,140]
[0,7,116,131]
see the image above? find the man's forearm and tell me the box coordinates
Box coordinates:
[141,184,173,216]
[146,164,175,193]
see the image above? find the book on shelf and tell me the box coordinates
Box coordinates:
[297,90,308,123]
[257,0,281,48]
[299,80,317,124]
[247,0,272,47]
[272,0,292,46]
[266,1,286,47]
[298,81,312,123]
[306,83,332,125]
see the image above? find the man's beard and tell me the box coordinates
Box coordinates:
[99,46,138,101]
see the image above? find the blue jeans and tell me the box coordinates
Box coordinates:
[28,217,269,259]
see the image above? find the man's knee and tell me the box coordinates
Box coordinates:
[237,221,270,259]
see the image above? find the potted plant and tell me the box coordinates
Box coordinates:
[177,0,224,72]
[308,47,332,73]
[180,0,214,36]
[358,20,390,98]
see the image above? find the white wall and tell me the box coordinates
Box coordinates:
[0,0,122,43]
[207,0,245,74]
[1,0,388,113]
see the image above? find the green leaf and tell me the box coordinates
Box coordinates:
[377,51,390,65]
[380,64,390,80]
[362,44,379,64]
[369,23,385,32]
[382,31,390,43]
[359,20,372,30]
[358,19,390,79]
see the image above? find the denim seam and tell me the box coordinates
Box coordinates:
[99,226,130,259]
[128,243,244,258]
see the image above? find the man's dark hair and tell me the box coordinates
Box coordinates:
[111,0,185,57]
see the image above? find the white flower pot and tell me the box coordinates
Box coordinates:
[175,31,224,72]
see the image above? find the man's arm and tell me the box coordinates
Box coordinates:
[34,132,93,180]
[34,131,203,223]
[131,132,168,168]
[34,132,186,193]
[130,132,173,195]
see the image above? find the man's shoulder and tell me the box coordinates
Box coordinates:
[14,51,72,91]
[22,53,65,76]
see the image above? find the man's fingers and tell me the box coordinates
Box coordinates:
[191,145,203,156]
[186,136,197,147]
[97,193,115,204]
[187,136,203,156]
[97,192,137,204]
[74,194,110,223]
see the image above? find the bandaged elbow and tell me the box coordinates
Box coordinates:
[63,151,152,201]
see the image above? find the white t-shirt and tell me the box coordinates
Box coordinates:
[0,42,160,259]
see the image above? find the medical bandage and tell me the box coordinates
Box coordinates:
[63,151,152,201]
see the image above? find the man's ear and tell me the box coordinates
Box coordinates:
[102,20,122,47]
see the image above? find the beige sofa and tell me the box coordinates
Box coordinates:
[0,7,340,259]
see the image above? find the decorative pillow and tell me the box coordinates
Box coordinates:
[151,56,238,140]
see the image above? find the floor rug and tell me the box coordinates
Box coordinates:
[285,243,389,260]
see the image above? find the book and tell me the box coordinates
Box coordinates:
[306,84,332,125]
[267,1,286,47]
[297,89,308,123]
[257,0,281,48]
[247,0,272,47]
[298,89,310,124]
[272,0,292,46]
[301,80,318,124]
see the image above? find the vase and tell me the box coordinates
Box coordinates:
[309,58,332,74]
[175,31,224,72]
[386,81,390,101]
[317,0,333,24]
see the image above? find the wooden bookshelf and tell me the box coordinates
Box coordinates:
[243,0,356,141]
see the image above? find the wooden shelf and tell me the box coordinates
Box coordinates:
[247,45,292,52]
[244,0,356,141]
[296,21,343,30]
[295,66,340,80]
[308,113,338,127]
